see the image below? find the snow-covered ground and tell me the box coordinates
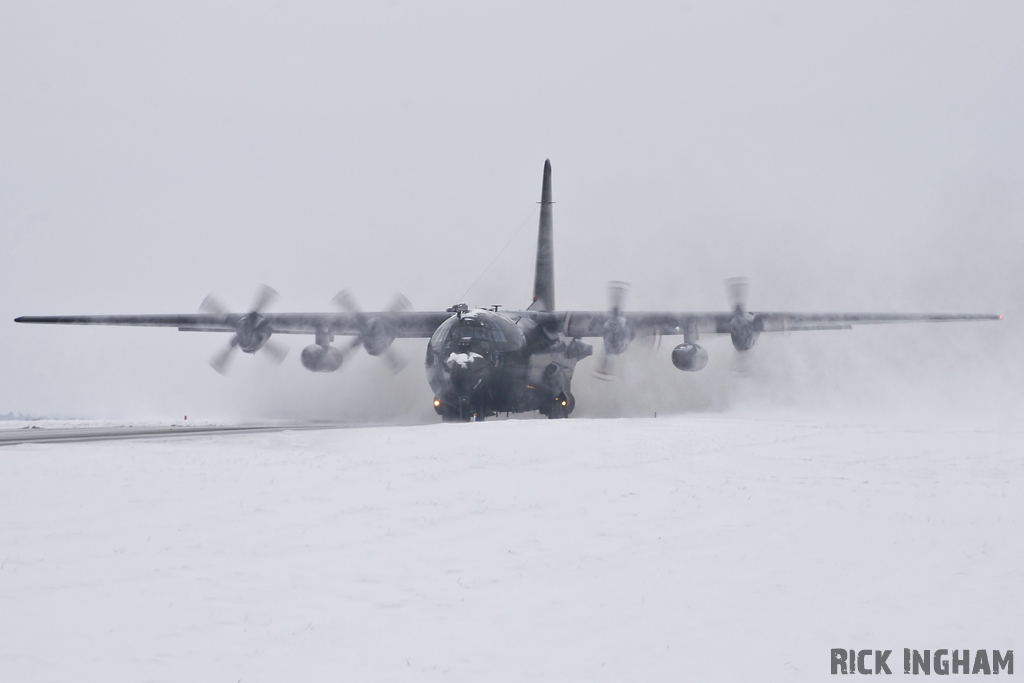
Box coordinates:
[0,412,1020,681]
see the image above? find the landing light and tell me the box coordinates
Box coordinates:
[561,400,567,406]
[433,399,441,407]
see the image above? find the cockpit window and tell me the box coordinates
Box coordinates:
[431,313,524,353]
[451,323,493,340]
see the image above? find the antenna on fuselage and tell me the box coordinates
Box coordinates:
[446,303,470,319]
[529,159,555,312]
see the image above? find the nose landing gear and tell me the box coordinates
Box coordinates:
[437,398,488,422]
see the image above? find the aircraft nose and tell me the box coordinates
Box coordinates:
[445,351,490,394]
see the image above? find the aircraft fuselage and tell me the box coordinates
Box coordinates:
[425,308,591,421]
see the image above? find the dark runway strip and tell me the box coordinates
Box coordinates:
[0,423,347,447]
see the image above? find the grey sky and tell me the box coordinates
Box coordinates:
[2,2,1021,420]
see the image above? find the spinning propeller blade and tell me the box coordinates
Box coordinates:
[594,281,631,381]
[261,339,289,366]
[608,281,628,316]
[248,284,278,314]
[593,352,618,381]
[331,288,361,315]
[199,293,231,318]
[209,336,239,375]
[726,277,749,313]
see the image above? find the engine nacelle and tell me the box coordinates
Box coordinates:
[730,327,759,351]
[300,344,344,372]
[671,343,709,371]
[728,314,761,351]
[235,313,272,353]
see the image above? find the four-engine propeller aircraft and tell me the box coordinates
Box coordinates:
[15,160,1001,421]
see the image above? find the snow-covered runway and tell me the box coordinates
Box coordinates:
[1,413,1020,681]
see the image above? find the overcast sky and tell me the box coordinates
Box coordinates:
[2,2,1021,421]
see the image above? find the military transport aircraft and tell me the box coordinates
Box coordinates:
[15,160,1001,421]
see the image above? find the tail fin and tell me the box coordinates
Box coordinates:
[530,159,555,311]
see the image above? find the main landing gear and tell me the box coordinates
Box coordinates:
[542,392,575,420]
[435,393,575,422]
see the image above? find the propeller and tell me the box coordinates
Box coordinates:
[331,289,411,373]
[200,284,287,374]
[594,281,633,381]
[724,277,759,374]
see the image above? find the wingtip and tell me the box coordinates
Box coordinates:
[544,158,551,174]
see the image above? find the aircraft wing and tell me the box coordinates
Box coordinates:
[17,309,1001,339]
[748,311,1002,332]
[553,310,1001,337]
[14,312,453,338]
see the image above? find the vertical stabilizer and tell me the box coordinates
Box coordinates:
[530,159,555,311]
